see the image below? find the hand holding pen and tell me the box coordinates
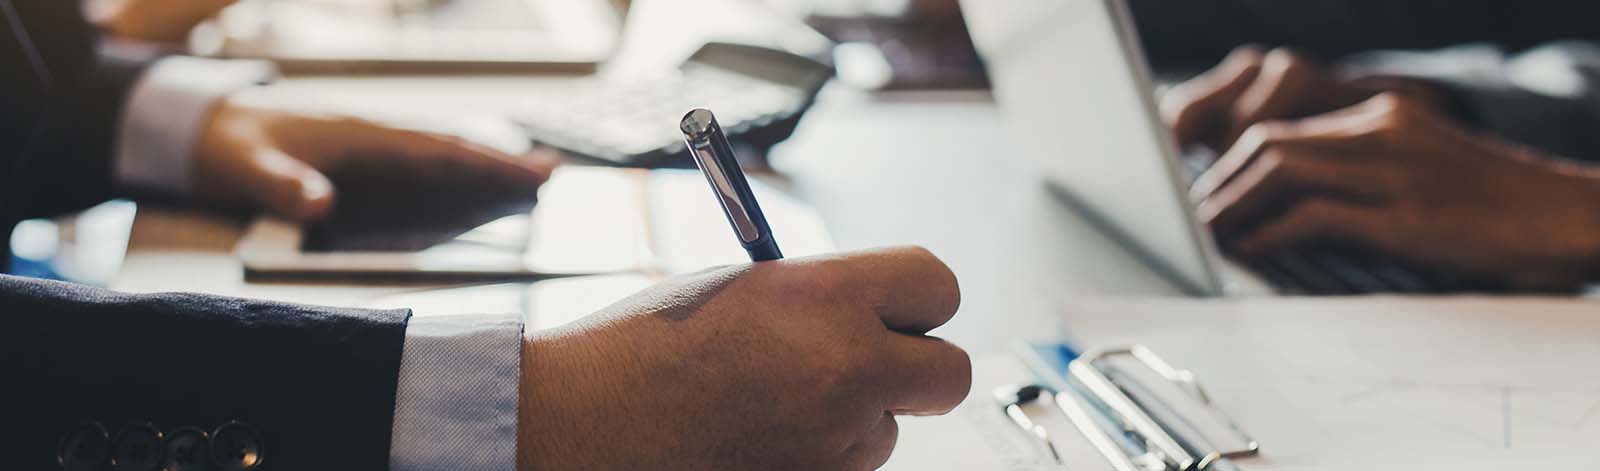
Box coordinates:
[513,108,972,470]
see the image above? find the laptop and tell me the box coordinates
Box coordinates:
[958,0,1495,295]
[188,0,628,74]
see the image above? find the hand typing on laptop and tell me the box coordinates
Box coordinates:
[1161,46,1457,154]
[1168,46,1600,290]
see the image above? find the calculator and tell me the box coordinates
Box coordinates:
[511,42,835,166]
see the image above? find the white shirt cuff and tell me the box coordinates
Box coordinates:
[114,56,277,194]
[391,314,524,471]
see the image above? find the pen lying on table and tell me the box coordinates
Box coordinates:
[680,107,783,262]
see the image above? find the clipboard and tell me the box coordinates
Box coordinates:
[1006,343,1259,471]
[888,297,1600,471]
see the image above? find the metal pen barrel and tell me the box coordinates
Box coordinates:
[680,108,783,261]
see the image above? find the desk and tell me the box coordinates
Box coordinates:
[113,91,1182,355]
[109,0,1180,355]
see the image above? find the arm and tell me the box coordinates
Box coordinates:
[4,247,973,471]
[3,0,149,221]
[1344,42,1600,162]
[1164,46,1600,290]
[0,274,412,469]
[87,0,236,43]
[1162,44,1600,165]
[2,0,553,226]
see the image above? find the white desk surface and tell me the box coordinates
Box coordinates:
[113,91,1184,356]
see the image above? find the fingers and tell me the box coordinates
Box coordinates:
[1163,46,1264,148]
[1231,198,1392,257]
[245,148,336,221]
[1190,100,1395,201]
[839,246,961,335]
[841,413,899,471]
[319,117,559,188]
[880,334,972,416]
[1199,145,1398,239]
[1222,48,1337,145]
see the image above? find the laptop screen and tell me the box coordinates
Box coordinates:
[961,0,1221,295]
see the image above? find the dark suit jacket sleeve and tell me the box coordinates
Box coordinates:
[0,274,413,470]
[2,0,147,223]
[1130,0,1600,68]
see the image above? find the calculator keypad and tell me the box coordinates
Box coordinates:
[512,67,809,163]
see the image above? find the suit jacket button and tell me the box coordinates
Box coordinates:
[211,421,265,471]
[111,423,164,471]
[58,422,110,471]
[161,428,211,471]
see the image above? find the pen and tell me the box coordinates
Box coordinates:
[679,108,783,261]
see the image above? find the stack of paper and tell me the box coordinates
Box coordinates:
[887,297,1600,470]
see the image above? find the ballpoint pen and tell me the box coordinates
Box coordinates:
[679,108,783,261]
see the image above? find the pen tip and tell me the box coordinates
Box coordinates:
[680,108,717,138]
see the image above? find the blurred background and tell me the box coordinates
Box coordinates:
[24,0,1600,300]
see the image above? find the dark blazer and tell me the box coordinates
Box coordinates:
[1,275,412,470]
[1,0,143,270]
[1,3,414,469]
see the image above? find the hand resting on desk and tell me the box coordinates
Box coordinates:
[519,246,972,470]
[194,94,560,222]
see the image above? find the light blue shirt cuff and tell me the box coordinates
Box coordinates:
[114,56,277,194]
[392,314,523,471]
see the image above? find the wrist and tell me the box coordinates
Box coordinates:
[1559,167,1600,283]
[517,329,621,471]
[1509,144,1600,285]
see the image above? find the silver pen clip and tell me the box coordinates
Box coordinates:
[681,108,760,243]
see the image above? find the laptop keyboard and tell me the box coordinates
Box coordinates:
[1251,246,1508,295]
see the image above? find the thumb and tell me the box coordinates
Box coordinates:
[245,148,336,221]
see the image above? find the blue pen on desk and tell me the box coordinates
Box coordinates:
[680,108,783,261]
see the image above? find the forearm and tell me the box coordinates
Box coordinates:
[90,0,237,43]
[1344,43,1600,162]
[9,54,146,220]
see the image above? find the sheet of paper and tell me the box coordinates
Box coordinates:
[883,356,1073,471]
[1059,297,1600,469]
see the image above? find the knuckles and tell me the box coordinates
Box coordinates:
[932,344,973,414]
[1364,92,1430,138]
[1261,47,1315,80]
[1253,148,1291,179]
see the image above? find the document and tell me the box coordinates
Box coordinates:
[1075,297,1600,469]
[891,297,1600,470]
[882,356,1065,471]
